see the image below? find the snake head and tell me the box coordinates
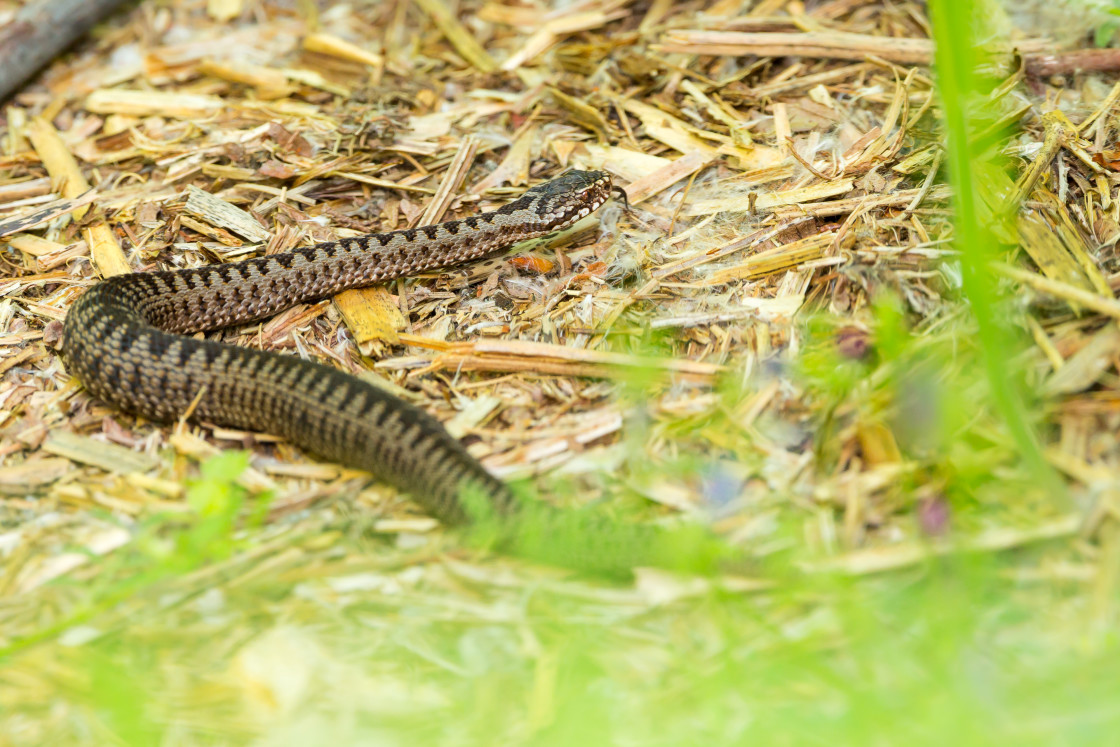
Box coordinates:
[519,169,614,230]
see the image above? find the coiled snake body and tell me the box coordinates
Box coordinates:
[62,170,616,523]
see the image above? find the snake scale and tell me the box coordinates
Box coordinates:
[62,170,619,524]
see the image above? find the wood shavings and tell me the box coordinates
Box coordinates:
[501,6,628,71]
[996,263,1120,320]
[42,430,158,473]
[302,32,383,68]
[83,224,129,278]
[549,87,612,142]
[6,233,64,257]
[0,457,72,495]
[771,184,952,219]
[0,192,99,236]
[85,89,225,118]
[2,8,1120,714]
[623,151,716,206]
[619,98,720,156]
[649,296,803,329]
[26,119,90,220]
[184,185,271,244]
[28,117,129,276]
[198,59,295,100]
[706,232,844,284]
[1043,328,1120,396]
[334,287,406,346]
[389,335,723,381]
[658,29,937,64]
[686,178,856,216]
[413,0,497,73]
[419,135,478,226]
[473,125,537,191]
[1018,210,1104,299]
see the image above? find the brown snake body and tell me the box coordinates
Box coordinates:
[62,170,617,524]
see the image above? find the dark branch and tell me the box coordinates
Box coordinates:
[0,0,134,104]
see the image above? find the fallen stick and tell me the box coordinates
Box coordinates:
[658,29,1101,75]
[0,0,132,103]
[658,30,936,65]
[1024,48,1120,76]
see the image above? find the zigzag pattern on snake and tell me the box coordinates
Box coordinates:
[62,170,618,524]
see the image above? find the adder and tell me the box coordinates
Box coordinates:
[62,170,623,523]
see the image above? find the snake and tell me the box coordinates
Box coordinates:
[62,170,621,524]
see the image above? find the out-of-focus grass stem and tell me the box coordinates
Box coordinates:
[928,0,1059,491]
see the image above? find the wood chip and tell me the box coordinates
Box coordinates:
[0,191,99,237]
[687,177,856,216]
[42,430,159,474]
[1043,328,1120,396]
[412,0,497,73]
[184,185,271,244]
[86,89,225,119]
[659,29,931,62]
[27,117,91,220]
[0,457,72,495]
[623,151,716,206]
[303,32,384,68]
[84,222,129,277]
[392,335,723,381]
[334,287,406,346]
